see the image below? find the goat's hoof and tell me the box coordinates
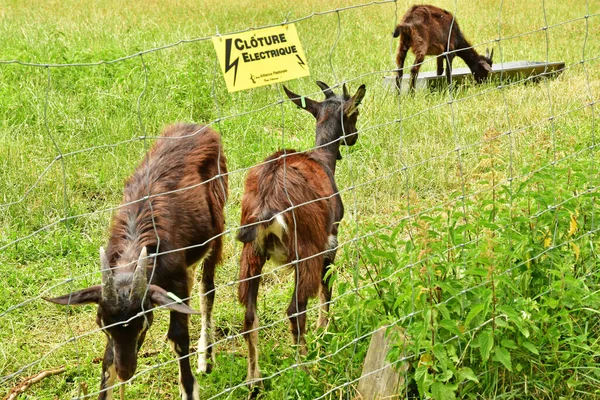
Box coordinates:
[246,374,264,399]
[197,346,215,374]
[196,365,212,375]
[181,380,200,400]
[247,385,261,400]
[316,317,329,331]
[196,359,213,374]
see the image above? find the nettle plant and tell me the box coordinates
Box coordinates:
[345,150,599,398]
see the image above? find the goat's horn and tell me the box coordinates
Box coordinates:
[100,247,117,305]
[315,81,335,98]
[130,247,149,301]
[343,83,349,99]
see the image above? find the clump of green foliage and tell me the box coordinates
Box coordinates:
[333,138,599,399]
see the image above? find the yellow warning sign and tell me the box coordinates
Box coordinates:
[212,24,310,92]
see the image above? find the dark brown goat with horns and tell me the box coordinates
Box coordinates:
[46,123,228,400]
[236,81,366,387]
[393,4,493,92]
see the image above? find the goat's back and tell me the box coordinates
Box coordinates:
[396,5,462,54]
[107,123,228,272]
[238,149,338,259]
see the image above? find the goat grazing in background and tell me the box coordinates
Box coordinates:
[46,123,228,400]
[393,4,494,92]
[236,81,366,387]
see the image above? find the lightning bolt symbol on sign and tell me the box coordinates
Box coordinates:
[296,55,306,69]
[224,38,240,87]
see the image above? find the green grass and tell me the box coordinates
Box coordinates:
[1,0,599,398]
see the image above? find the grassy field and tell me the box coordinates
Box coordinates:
[1,0,599,398]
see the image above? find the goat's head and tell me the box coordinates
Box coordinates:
[45,247,199,381]
[283,81,366,159]
[474,48,494,83]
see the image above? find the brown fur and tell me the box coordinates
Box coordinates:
[235,81,366,387]
[107,123,227,279]
[393,5,493,92]
[238,149,335,303]
[46,123,227,399]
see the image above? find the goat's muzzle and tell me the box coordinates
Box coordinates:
[115,349,137,382]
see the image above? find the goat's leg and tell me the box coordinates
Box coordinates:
[409,53,425,93]
[99,339,116,400]
[168,310,199,400]
[445,54,455,86]
[197,240,221,374]
[287,254,321,355]
[395,42,409,92]
[287,287,309,355]
[318,267,333,330]
[318,235,337,329]
[436,56,444,76]
[238,243,265,387]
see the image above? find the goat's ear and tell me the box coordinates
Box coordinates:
[44,286,102,306]
[148,285,200,315]
[344,84,366,116]
[486,48,494,62]
[283,85,320,118]
[481,60,493,74]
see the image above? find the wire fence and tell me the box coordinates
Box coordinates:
[1,0,598,399]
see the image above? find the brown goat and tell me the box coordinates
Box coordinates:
[393,5,493,92]
[45,123,228,400]
[236,81,366,387]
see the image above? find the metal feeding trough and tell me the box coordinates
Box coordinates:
[385,60,565,93]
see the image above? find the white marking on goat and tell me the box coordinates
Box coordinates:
[169,339,182,355]
[176,367,200,400]
[132,318,147,341]
[269,243,288,264]
[192,380,200,400]
[245,314,263,387]
[274,214,287,235]
[179,380,200,400]
[256,213,289,264]
[197,279,214,374]
[104,364,116,400]
[258,214,287,239]
[197,331,209,373]
[328,235,338,250]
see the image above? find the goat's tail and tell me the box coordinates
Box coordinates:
[237,215,258,243]
[237,210,288,244]
[392,23,412,39]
